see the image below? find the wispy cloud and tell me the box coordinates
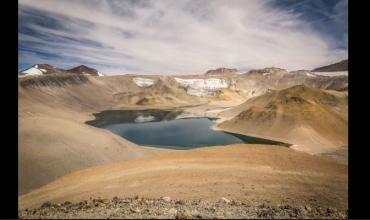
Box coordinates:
[18,0,347,74]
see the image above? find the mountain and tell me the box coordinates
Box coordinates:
[205,68,240,75]
[312,59,348,72]
[235,67,347,97]
[18,64,68,77]
[279,70,348,91]
[67,65,104,76]
[19,64,104,77]
[218,84,347,155]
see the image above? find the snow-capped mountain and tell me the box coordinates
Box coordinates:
[19,64,65,77]
[19,64,105,77]
[20,65,44,77]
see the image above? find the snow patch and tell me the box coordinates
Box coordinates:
[305,72,316,77]
[187,88,215,97]
[175,78,229,97]
[133,77,156,87]
[175,108,229,119]
[40,69,47,73]
[22,67,43,76]
[134,115,155,123]
[175,112,202,119]
[97,71,104,76]
[312,71,348,76]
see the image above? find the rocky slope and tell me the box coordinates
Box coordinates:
[19,196,347,219]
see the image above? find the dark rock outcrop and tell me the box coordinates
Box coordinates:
[205,68,240,75]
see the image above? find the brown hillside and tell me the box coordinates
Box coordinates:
[218,85,348,155]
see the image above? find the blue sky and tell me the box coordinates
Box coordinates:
[18,0,347,74]
[272,0,347,49]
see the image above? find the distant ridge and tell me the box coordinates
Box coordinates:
[312,59,348,72]
[205,68,240,75]
[246,67,288,76]
[19,64,104,77]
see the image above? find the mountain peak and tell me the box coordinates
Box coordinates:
[19,63,60,77]
[67,65,104,76]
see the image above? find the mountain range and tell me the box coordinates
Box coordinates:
[19,59,348,78]
[19,64,104,77]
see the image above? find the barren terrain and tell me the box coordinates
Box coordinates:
[19,145,347,210]
[18,67,348,218]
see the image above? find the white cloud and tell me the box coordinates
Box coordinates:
[19,0,347,75]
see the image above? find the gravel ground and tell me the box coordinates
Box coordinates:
[19,197,348,219]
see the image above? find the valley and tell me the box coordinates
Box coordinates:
[18,62,348,218]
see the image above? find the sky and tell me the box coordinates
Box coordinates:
[18,0,348,75]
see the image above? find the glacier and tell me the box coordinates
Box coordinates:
[175,78,229,97]
[21,67,43,76]
[133,77,156,87]
[312,71,348,77]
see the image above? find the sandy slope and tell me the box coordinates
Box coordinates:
[18,76,179,195]
[19,110,169,195]
[218,85,348,156]
[19,144,347,210]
